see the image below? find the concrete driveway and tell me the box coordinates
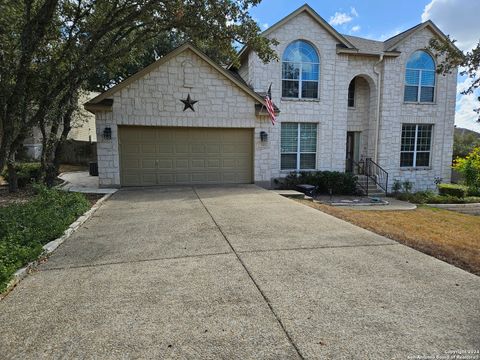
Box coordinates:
[1,185,479,359]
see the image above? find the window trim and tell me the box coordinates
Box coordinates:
[348,78,355,108]
[403,50,436,104]
[400,124,433,168]
[281,41,320,100]
[281,122,318,171]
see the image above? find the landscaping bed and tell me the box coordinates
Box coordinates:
[296,199,480,276]
[0,186,93,292]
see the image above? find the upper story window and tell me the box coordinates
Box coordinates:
[282,40,319,99]
[404,50,435,103]
[348,78,355,107]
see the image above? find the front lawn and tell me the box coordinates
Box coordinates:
[0,186,91,292]
[296,200,480,276]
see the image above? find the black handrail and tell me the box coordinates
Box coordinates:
[365,158,388,197]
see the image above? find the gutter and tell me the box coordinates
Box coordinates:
[373,53,384,163]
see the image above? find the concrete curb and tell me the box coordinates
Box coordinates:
[0,192,114,300]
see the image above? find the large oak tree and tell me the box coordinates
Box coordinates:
[0,0,277,191]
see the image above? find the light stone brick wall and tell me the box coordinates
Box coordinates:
[95,48,275,187]
[378,27,456,191]
[241,15,455,191]
[95,13,456,192]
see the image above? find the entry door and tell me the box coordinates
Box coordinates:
[346,131,360,172]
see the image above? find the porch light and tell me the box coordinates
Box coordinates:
[260,131,268,142]
[103,127,112,140]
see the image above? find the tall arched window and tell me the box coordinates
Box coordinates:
[282,40,319,99]
[404,50,435,103]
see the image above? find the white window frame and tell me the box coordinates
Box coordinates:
[281,61,319,99]
[281,123,317,171]
[400,124,433,168]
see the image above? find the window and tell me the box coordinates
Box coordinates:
[400,124,433,167]
[281,123,317,170]
[348,79,355,107]
[404,50,435,102]
[282,41,319,99]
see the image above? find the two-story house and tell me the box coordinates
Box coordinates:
[86,4,457,192]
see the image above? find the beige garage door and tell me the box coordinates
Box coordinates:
[119,126,253,186]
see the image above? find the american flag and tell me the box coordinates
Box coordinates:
[265,84,276,125]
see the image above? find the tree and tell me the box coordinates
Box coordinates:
[453,128,480,159]
[0,0,278,191]
[453,146,480,193]
[429,37,480,122]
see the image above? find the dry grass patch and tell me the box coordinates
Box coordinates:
[296,199,480,276]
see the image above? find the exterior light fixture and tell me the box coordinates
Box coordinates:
[260,131,268,142]
[103,127,112,140]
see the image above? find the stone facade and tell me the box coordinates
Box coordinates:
[93,7,456,191]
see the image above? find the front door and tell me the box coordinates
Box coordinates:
[345,132,360,172]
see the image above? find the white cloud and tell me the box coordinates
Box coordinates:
[329,7,359,26]
[261,23,269,30]
[329,12,353,26]
[351,25,361,33]
[421,0,480,51]
[455,77,480,132]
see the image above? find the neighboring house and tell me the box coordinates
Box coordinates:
[23,92,98,159]
[85,4,457,191]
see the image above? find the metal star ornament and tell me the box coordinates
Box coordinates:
[180,94,198,112]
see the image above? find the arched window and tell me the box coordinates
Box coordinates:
[404,50,435,103]
[282,40,319,99]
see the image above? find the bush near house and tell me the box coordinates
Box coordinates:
[1,162,41,188]
[437,183,468,198]
[277,171,358,195]
[395,190,480,204]
[453,146,480,194]
[0,186,90,292]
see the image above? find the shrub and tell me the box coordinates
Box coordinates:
[279,171,358,195]
[0,186,90,292]
[1,162,41,188]
[453,146,480,192]
[437,183,468,198]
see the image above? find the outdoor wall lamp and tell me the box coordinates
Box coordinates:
[103,127,112,140]
[260,131,268,142]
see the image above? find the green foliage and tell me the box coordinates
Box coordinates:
[453,146,480,194]
[1,162,41,188]
[402,180,413,194]
[454,129,480,158]
[437,183,468,198]
[278,171,358,195]
[392,179,402,194]
[396,190,480,204]
[0,186,90,292]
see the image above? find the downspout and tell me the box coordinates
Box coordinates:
[373,54,384,163]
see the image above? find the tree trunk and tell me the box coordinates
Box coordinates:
[7,155,18,193]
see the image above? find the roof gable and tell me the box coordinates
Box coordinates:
[86,43,267,112]
[384,20,460,52]
[231,4,356,67]
[262,4,355,48]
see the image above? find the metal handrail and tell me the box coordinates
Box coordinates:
[365,158,388,197]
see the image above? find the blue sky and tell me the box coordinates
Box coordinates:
[249,0,480,132]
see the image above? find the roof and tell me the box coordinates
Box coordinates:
[232,4,356,67]
[383,20,461,53]
[85,43,270,113]
[342,35,384,54]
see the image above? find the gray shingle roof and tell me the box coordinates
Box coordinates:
[342,35,385,54]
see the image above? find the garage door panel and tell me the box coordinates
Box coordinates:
[119,126,252,186]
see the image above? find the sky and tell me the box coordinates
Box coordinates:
[248,0,480,132]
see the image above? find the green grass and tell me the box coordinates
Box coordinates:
[0,186,90,292]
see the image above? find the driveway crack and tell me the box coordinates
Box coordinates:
[192,187,305,360]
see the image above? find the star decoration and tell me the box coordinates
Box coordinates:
[180,94,198,112]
